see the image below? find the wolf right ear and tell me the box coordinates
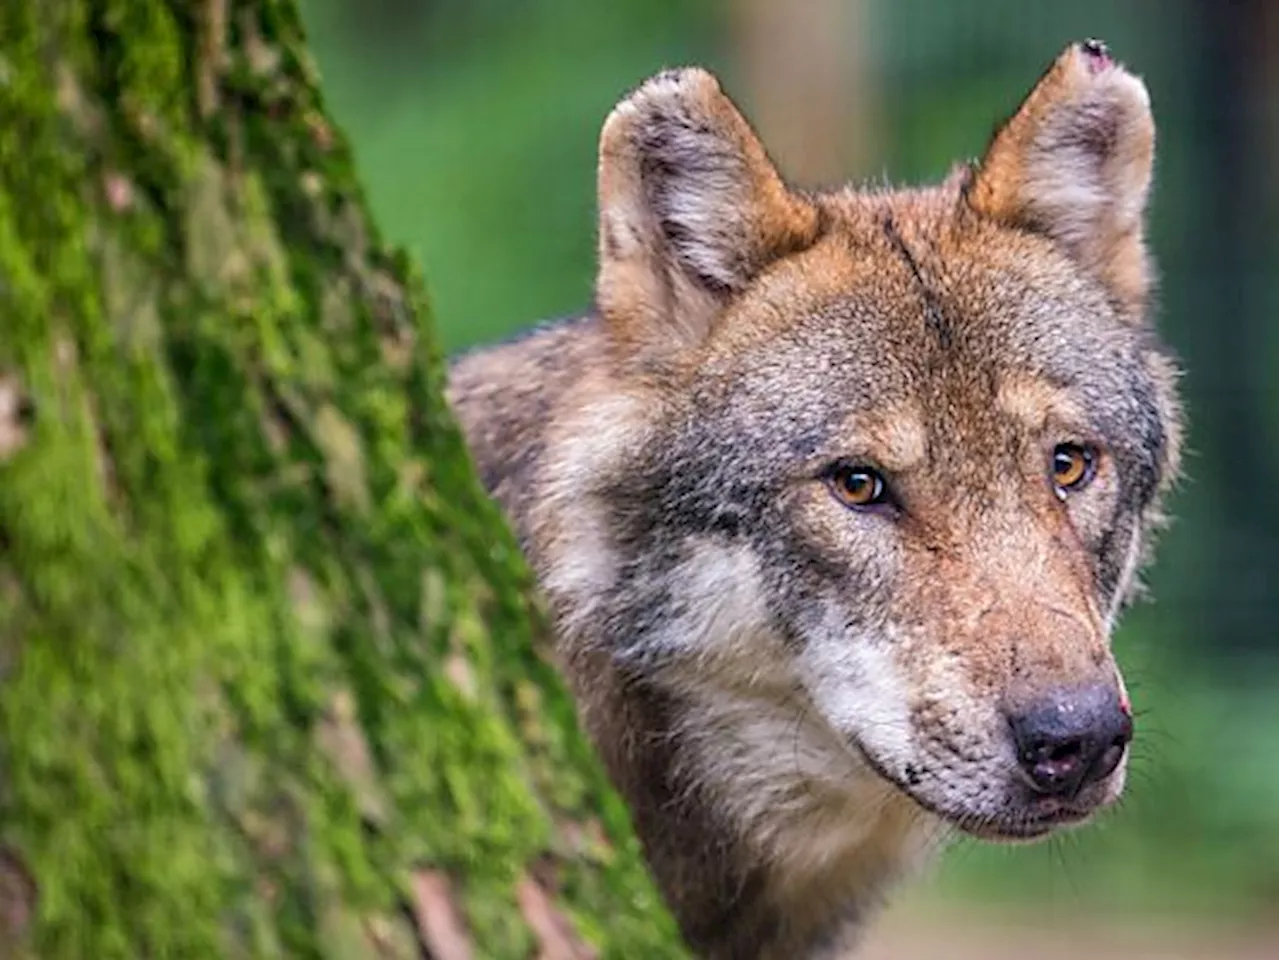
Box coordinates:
[595,68,819,365]
[966,41,1156,317]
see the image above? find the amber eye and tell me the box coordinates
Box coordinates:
[826,464,888,509]
[1051,443,1096,493]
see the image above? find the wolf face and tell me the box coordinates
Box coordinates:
[612,216,1178,842]
[449,40,1183,956]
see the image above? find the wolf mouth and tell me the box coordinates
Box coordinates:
[896,775,1097,843]
[952,805,1095,842]
[848,737,1097,843]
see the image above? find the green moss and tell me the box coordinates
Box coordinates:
[0,0,684,955]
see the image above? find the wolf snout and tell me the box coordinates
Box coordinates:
[1007,683,1133,798]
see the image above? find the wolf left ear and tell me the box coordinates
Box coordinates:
[966,41,1156,316]
[594,68,820,365]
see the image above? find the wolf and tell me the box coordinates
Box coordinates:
[447,40,1183,959]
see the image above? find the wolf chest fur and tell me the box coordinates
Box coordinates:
[448,40,1182,959]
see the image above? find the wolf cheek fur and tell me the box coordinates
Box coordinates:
[447,41,1183,959]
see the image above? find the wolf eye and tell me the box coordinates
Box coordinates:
[826,464,888,509]
[1052,443,1096,493]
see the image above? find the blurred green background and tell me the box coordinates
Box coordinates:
[298,0,1277,951]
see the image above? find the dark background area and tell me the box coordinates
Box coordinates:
[299,0,1277,946]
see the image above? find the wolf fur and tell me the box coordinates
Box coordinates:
[448,41,1182,959]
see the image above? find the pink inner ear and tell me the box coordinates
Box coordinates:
[1081,38,1114,73]
[1119,689,1132,716]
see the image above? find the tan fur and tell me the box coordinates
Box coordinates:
[448,42,1182,958]
[997,375,1085,432]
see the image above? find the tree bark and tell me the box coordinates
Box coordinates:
[0,1,682,956]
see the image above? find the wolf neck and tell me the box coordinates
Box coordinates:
[665,665,938,947]
[564,647,934,957]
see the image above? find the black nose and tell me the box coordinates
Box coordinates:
[1008,684,1133,798]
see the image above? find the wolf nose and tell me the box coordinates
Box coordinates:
[1009,684,1133,797]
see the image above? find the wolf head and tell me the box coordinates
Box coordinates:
[537,42,1182,856]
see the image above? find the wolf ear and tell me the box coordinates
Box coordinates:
[595,68,820,362]
[966,41,1156,316]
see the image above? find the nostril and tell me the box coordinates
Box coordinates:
[1018,734,1088,794]
[1046,739,1083,765]
[1090,735,1129,783]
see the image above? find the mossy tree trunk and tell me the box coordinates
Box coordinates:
[0,1,682,956]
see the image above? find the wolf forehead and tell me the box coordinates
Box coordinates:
[647,199,1173,480]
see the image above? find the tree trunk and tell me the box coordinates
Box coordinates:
[0,1,682,956]
[732,0,879,188]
